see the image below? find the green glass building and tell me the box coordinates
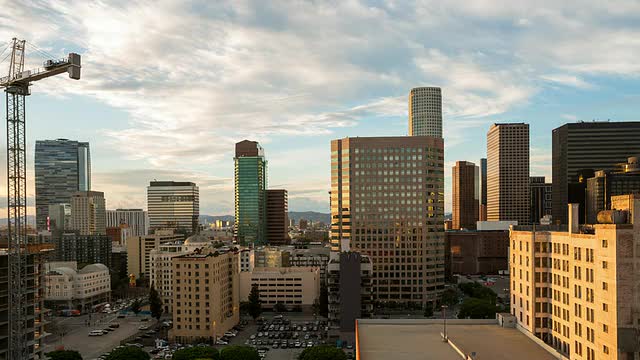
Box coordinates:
[234,140,267,245]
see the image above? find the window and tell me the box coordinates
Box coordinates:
[603,345,609,354]
[602,239,608,248]
[603,324,608,333]
[603,303,608,312]
[602,261,608,269]
[603,282,608,291]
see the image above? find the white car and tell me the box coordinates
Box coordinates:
[224,331,236,337]
[88,330,104,336]
[216,340,229,345]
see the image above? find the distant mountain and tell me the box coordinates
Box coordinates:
[0,215,36,226]
[289,211,330,224]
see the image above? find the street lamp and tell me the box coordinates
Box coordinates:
[441,305,448,342]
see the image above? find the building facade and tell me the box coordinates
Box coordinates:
[127,230,184,280]
[266,189,290,245]
[53,233,111,268]
[586,157,640,224]
[510,198,640,360]
[106,209,149,237]
[70,191,106,236]
[408,87,442,138]
[149,242,187,313]
[147,181,199,234]
[480,158,488,221]
[452,161,479,230]
[445,230,509,276]
[48,203,71,231]
[239,267,320,309]
[35,139,91,230]
[330,136,445,306]
[170,249,239,344]
[327,252,373,331]
[552,121,640,224]
[487,123,530,225]
[44,262,110,312]
[530,176,553,224]
[234,140,267,245]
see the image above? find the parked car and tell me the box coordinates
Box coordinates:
[89,330,104,336]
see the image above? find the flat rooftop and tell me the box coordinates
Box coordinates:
[357,320,557,360]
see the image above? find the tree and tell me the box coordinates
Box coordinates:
[220,346,259,360]
[424,304,434,318]
[149,283,163,320]
[440,288,459,307]
[318,283,328,317]
[45,350,83,360]
[106,346,150,360]
[458,282,497,304]
[130,298,142,316]
[298,345,347,360]
[172,346,219,360]
[457,298,496,319]
[273,302,287,313]
[247,284,262,319]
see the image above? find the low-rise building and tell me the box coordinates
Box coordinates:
[327,252,373,331]
[170,248,239,344]
[445,230,509,277]
[238,248,255,273]
[289,247,330,284]
[239,267,320,309]
[44,262,110,312]
[254,247,290,268]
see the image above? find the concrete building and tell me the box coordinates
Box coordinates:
[170,248,239,344]
[126,230,184,280]
[530,176,553,224]
[331,136,445,306]
[35,139,91,230]
[266,189,290,245]
[552,121,640,224]
[48,203,71,231]
[510,196,640,359]
[254,247,290,268]
[476,220,517,231]
[147,181,199,234]
[479,158,488,221]
[111,246,128,286]
[106,209,148,237]
[408,86,442,138]
[239,267,320,309]
[234,140,267,245]
[487,123,530,225]
[586,157,640,224]
[289,247,330,284]
[106,226,129,247]
[327,252,373,331]
[149,242,187,313]
[53,233,111,268]
[445,230,509,276]
[452,161,479,230]
[70,191,106,236]
[44,262,110,312]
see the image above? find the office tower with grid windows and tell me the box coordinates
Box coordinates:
[330,136,445,306]
[234,140,267,245]
[479,158,488,221]
[486,123,530,225]
[452,161,479,230]
[408,87,442,138]
[147,181,199,234]
[35,139,91,230]
[530,176,552,224]
[266,189,290,245]
[70,191,106,236]
[106,209,149,237]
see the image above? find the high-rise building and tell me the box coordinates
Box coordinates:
[126,230,184,280]
[106,209,149,236]
[552,121,640,224]
[266,189,290,245]
[170,248,239,344]
[530,176,552,224]
[70,191,106,236]
[330,136,445,306]
[234,140,267,245]
[486,123,530,225]
[35,139,91,230]
[147,181,199,234]
[149,242,187,313]
[479,158,488,221]
[327,251,373,331]
[452,161,479,230]
[52,233,111,268]
[586,157,640,224]
[511,197,640,359]
[444,230,509,276]
[48,203,71,231]
[408,87,442,138]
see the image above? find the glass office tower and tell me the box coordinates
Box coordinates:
[234,140,267,245]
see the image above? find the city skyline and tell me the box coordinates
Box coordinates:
[2,2,640,216]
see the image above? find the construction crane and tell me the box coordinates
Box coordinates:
[0,38,80,359]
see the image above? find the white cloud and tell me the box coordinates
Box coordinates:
[540,74,594,89]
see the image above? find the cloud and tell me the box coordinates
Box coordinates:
[540,74,594,89]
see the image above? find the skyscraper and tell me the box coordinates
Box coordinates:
[106,208,149,236]
[479,158,488,221]
[330,136,445,306]
[408,87,442,138]
[35,139,91,230]
[529,176,552,224]
[552,121,640,224]
[70,191,106,235]
[486,123,530,225]
[234,140,267,245]
[48,203,71,231]
[452,161,479,230]
[147,181,199,234]
[266,189,290,245]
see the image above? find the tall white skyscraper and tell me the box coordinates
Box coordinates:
[147,181,199,234]
[408,87,442,138]
[106,209,149,236]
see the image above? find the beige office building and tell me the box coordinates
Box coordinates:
[149,241,187,313]
[70,191,106,235]
[239,267,320,309]
[487,123,530,225]
[510,195,640,360]
[127,230,184,280]
[170,248,239,344]
[408,86,442,138]
[331,136,445,306]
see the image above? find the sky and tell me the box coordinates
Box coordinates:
[1,0,640,216]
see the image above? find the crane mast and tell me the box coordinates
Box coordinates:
[1,37,80,359]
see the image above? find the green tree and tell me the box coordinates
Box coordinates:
[172,346,219,360]
[457,298,496,319]
[424,304,434,318]
[318,283,328,317]
[106,346,150,360]
[247,284,262,319]
[45,350,83,360]
[130,298,142,316]
[440,288,459,307]
[458,282,497,304]
[298,345,347,360]
[149,283,163,320]
[273,302,287,313]
[220,346,259,360]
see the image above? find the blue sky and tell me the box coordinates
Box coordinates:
[1,1,640,215]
